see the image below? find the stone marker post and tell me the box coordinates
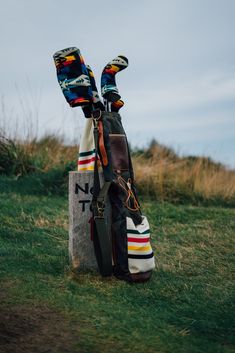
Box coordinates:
[69,170,112,274]
[69,171,102,271]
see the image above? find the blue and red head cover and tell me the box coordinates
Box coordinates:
[53,47,93,108]
[53,48,127,114]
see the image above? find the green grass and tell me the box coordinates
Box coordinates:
[0,175,234,353]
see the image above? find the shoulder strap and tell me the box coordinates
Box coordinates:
[91,111,113,277]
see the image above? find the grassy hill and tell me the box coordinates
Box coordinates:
[0,135,234,352]
[1,135,235,206]
[0,173,234,353]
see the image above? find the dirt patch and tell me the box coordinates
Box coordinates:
[0,299,80,353]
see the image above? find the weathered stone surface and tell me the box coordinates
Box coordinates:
[69,171,110,271]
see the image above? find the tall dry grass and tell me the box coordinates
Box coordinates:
[133,141,235,205]
[0,134,234,205]
[21,135,78,171]
[0,135,78,176]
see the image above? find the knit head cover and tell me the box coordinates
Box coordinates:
[53,47,93,107]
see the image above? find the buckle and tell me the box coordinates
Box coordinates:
[94,200,104,218]
[92,109,102,120]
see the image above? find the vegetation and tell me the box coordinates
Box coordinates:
[0,174,234,353]
[1,94,233,352]
[133,139,235,206]
[0,135,234,206]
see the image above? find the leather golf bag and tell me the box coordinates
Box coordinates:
[53,47,155,282]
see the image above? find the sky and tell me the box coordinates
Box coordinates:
[0,0,235,168]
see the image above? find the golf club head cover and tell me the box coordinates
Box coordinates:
[53,47,93,108]
[86,65,105,111]
[81,65,105,118]
[101,55,129,102]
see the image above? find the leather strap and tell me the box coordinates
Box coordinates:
[98,119,108,166]
[92,181,112,277]
[91,112,113,277]
[93,121,100,200]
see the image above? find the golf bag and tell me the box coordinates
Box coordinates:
[53,47,155,282]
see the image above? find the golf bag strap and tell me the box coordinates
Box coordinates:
[93,117,101,200]
[92,110,111,201]
[97,181,112,203]
[92,112,113,276]
[92,179,112,277]
[93,217,112,276]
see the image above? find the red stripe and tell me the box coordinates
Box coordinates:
[63,60,74,66]
[72,98,90,104]
[105,68,117,74]
[128,237,150,243]
[78,156,96,165]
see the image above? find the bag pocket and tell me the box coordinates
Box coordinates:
[127,216,155,276]
[109,134,129,172]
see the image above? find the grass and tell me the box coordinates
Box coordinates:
[1,135,235,206]
[0,175,234,353]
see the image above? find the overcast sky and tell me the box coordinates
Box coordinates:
[0,0,234,167]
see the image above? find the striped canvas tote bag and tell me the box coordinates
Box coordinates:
[127,216,155,275]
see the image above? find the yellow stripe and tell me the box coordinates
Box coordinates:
[128,245,151,252]
[66,55,75,61]
[78,166,94,171]
[111,65,120,72]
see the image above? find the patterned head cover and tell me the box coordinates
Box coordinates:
[53,47,93,107]
[101,55,129,99]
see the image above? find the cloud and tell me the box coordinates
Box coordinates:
[125,71,235,116]
[1,0,235,167]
